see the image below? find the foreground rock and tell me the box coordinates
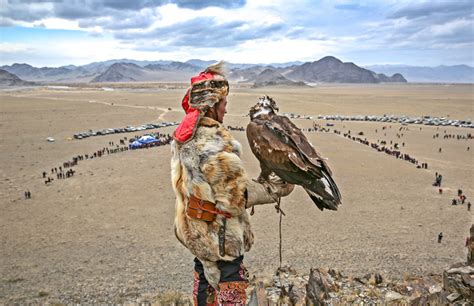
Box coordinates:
[246,263,473,305]
[7,225,473,304]
[248,224,474,305]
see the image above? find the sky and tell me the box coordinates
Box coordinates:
[0,0,473,67]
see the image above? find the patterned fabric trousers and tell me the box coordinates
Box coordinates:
[193,256,248,306]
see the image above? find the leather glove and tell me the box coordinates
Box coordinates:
[245,175,294,208]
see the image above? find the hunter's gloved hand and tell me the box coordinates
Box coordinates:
[245,175,294,208]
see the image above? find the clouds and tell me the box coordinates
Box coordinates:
[114,16,283,49]
[366,0,474,50]
[388,1,472,20]
[173,0,246,10]
[78,8,158,30]
[0,0,246,37]
[1,1,53,22]
[0,0,472,66]
[2,0,246,23]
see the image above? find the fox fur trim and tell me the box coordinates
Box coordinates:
[189,79,228,110]
[171,116,253,289]
[189,61,229,111]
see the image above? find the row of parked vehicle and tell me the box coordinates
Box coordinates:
[73,121,178,139]
[283,113,473,128]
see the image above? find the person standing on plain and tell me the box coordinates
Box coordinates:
[170,61,293,305]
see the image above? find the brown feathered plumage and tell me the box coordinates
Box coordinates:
[247,96,342,210]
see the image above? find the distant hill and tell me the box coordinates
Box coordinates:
[90,61,202,83]
[374,72,407,83]
[167,61,201,71]
[366,64,474,83]
[0,63,71,80]
[185,59,217,69]
[252,68,307,87]
[0,69,34,86]
[7,56,459,84]
[229,65,268,82]
[286,56,405,83]
[228,56,405,85]
[0,63,97,82]
[91,63,142,82]
[143,63,167,71]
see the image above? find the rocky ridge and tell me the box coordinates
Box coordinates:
[252,68,307,87]
[0,69,34,86]
[286,56,407,84]
[1,56,408,85]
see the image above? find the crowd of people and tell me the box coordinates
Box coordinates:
[331,128,427,169]
[38,133,173,188]
[311,121,471,216]
[432,132,473,140]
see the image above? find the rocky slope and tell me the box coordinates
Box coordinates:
[252,68,307,87]
[286,56,406,83]
[90,63,144,82]
[367,64,474,83]
[248,224,473,305]
[0,69,34,86]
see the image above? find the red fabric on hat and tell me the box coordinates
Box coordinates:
[173,71,218,143]
[173,109,200,143]
[191,72,215,85]
[181,89,191,114]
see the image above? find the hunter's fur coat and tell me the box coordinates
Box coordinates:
[171,116,254,288]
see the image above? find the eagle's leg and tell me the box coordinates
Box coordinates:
[257,164,272,183]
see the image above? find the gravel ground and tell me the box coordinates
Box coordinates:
[0,85,472,303]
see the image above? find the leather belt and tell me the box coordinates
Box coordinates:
[187,195,232,257]
[186,195,232,222]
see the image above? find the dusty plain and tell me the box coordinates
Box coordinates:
[0,84,473,303]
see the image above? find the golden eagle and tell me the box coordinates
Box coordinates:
[247,96,342,210]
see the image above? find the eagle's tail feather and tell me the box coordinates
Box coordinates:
[305,189,339,211]
[321,171,342,204]
[304,172,342,211]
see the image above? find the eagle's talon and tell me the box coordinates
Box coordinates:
[256,175,267,184]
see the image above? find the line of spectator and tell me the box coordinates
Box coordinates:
[41,134,173,186]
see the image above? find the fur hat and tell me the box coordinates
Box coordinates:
[182,61,229,113]
[174,61,229,143]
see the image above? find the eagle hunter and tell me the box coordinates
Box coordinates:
[247,96,342,210]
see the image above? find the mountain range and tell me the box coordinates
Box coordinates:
[1,56,471,85]
[365,64,474,83]
[0,69,35,86]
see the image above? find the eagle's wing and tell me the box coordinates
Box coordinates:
[247,119,295,172]
[270,116,331,173]
[247,115,341,210]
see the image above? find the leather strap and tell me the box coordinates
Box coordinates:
[187,195,232,222]
[219,218,227,256]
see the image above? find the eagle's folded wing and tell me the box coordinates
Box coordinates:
[251,116,342,210]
